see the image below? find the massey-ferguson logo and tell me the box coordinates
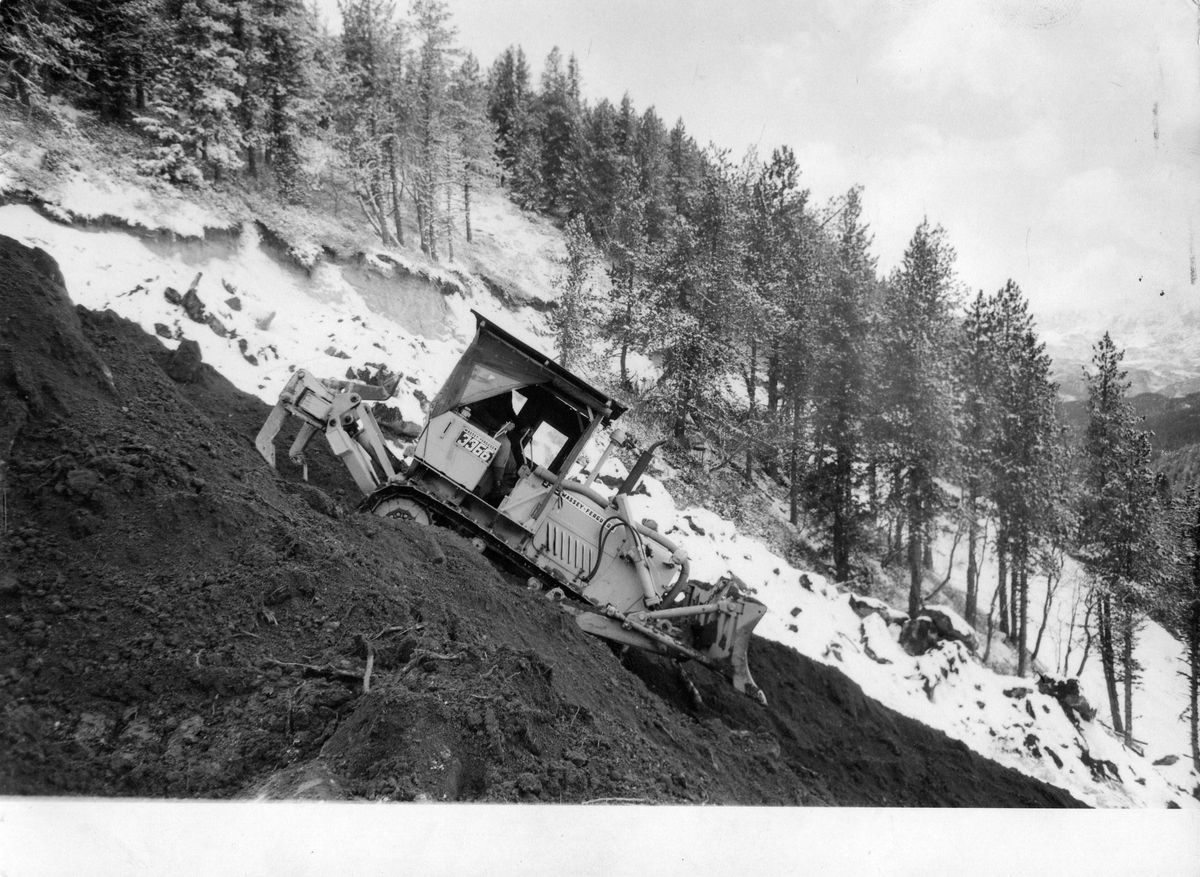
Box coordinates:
[455,428,496,463]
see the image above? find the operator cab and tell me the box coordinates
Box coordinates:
[411,312,625,517]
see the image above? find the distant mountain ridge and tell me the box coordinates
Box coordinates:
[1039,305,1200,400]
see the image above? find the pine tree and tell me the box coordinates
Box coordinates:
[647,152,745,446]
[957,289,1002,626]
[448,52,498,245]
[601,166,651,390]
[255,0,318,197]
[409,0,459,260]
[486,43,544,209]
[986,280,1059,676]
[633,106,670,242]
[0,0,87,106]
[807,186,876,582]
[878,219,960,618]
[136,0,246,184]
[742,146,808,489]
[550,215,602,370]
[1177,488,1200,770]
[535,46,582,217]
[336,0,403,245]
[71,0,166,120]
[1079,333,1168,742]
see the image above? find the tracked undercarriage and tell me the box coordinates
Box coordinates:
[257,311,767,703]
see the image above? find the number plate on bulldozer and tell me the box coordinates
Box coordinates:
[455,429,497,463]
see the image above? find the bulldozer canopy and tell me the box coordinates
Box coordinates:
[431,312,627,423]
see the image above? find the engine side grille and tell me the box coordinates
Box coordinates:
[544,521,593,576]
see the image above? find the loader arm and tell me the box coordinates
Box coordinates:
[256,369,397,496]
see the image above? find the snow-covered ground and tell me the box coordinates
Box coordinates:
[2,181,1198,807]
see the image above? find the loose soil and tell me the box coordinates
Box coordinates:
[0,235,1082,805]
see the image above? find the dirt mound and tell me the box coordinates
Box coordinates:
[0,236,1082,805]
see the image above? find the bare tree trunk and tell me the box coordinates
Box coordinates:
[445,183,454,262]
[745,339,757,485]
[982,583,1001,664]
[1098,594,1125,737]
[907,468,923,619]
[1122,606,1134,747]
[1031,564,1058,668]
[965,485,979,626]
[1017,535,1029,677]
[1189,600,1199,771]
[922,517,934,571]
[388,141,405,246]
[867,462,878,525]
[788,400,801,525]
[1073,598,1095,677]
[997,530,1009,637]
[463,179,473,243]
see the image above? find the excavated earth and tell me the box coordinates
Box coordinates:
[0,236,1083,805]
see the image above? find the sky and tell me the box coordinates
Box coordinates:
[315,0,1200,319]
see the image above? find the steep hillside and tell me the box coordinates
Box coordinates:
[0,236,1084,806]
[3,110,1196,808]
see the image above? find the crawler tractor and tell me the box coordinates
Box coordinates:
[256,311,767,702]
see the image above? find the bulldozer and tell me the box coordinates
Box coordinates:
[256,310,767,703]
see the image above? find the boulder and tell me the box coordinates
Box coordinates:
[922,605,978,652]
[181,288,206,323]
[166,339,203,383]
[849,593,909,626]
[1036,674,1097,723]
[205,314,230,338]
[898,616,941,656]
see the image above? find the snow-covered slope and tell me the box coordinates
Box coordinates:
[3,168,1197,807]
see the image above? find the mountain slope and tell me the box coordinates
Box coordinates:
[0,234,1083,806]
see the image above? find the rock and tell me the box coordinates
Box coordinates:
[898,616,941,656]
[181,288,206,323]
[1153,754,1179,767]
[922,605,978,652]
[205,314,229,338]
[166,339,203,383]
[224,296,242,311]
[848,594,907,626]
[397,420,423,439]
[74,712,114,746]
[1036,674,1097,723]
[256,311,276,331]
[65,468,101,498]
[163,286,182,305]
[0,573,21,599]
[516,772,542,795]
[324,346,350,360]
[154,323,172,339]
[286,482,339,517]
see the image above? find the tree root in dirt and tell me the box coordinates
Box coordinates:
[264,646,465,694]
